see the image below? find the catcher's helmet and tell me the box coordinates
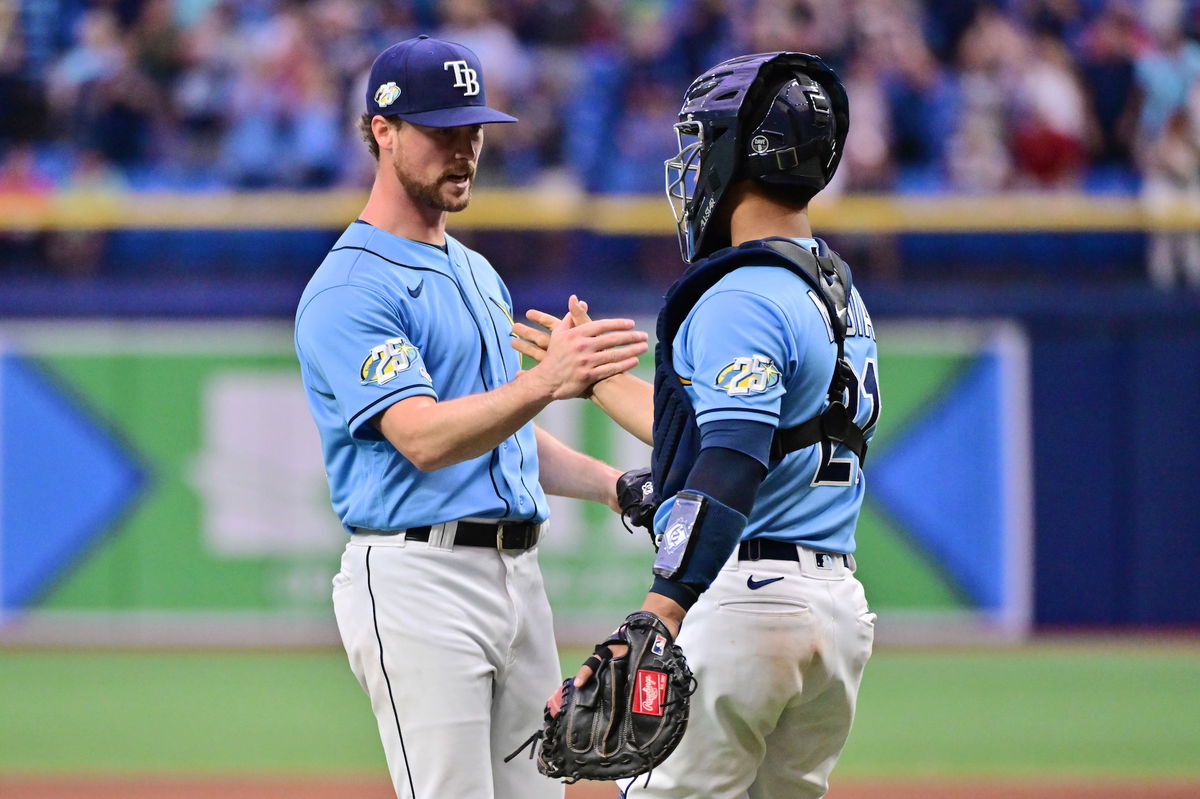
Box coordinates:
[664,52,848,262]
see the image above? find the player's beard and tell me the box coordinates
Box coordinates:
[394,159,476,213]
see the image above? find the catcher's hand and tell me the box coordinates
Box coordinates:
[616,467,657,539]
[506,611,695,783]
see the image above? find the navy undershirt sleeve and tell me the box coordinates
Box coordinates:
[697,418,775,468]
[684,446,766,517]
[689,419,772,515]
[648,419,773,609]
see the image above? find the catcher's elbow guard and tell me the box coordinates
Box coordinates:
[652,490,747,591]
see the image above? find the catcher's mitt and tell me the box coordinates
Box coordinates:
[616,468,657,541]
[507,611,695,783]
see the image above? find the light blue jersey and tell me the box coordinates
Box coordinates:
[295,220,547,533]
[672,238,880,552]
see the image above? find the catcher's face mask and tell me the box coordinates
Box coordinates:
[664,120,705,262]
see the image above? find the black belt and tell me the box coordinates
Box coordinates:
[738,538,849,567]
[403,519,541,550]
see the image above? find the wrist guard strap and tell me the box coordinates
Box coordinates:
[652,490,748,593]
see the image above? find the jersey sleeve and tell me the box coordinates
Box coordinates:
[675,288,795,429]
[296,283,437,439]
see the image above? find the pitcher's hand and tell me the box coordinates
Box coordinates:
[512,295,595,364]
[516,295,619,395]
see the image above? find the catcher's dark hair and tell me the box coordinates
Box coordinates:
[358,113,403,160]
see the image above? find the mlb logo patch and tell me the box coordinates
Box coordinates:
[652,635,666,656]
[634,670,667,716]
[815,553,833,569]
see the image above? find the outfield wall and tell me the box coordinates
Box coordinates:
[0,319,1031,646]
[2,189,1198,635]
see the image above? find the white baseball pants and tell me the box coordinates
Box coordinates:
[332,534,564,799]
[623,546,876,799]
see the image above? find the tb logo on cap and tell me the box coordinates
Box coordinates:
[444,60,480,96]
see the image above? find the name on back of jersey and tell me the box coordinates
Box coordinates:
[808,286,875,344]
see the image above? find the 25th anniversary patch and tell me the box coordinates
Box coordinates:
[360,337,422,386]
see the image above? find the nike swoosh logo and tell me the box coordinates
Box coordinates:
[746,575,785,590]
[407,280,424,298]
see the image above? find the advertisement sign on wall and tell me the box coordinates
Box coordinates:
[0,320,1029,645]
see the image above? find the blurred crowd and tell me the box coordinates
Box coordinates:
[1,0,1200,201]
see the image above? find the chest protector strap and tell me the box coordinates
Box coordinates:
[651,237,866,503]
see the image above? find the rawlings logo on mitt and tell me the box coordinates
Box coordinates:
[506,611,695,783]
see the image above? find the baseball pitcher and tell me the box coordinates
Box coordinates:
[294,36,647,799]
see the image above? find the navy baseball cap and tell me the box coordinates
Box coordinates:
[365,35,517,127]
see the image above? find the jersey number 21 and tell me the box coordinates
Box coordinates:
[812,358,880,487]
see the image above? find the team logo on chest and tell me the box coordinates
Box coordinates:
[715,354,781,396]
[360,337,421,386]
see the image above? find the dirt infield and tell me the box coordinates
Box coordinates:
[3,776,1200,798]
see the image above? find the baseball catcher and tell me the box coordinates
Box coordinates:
[512,50,879,799]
